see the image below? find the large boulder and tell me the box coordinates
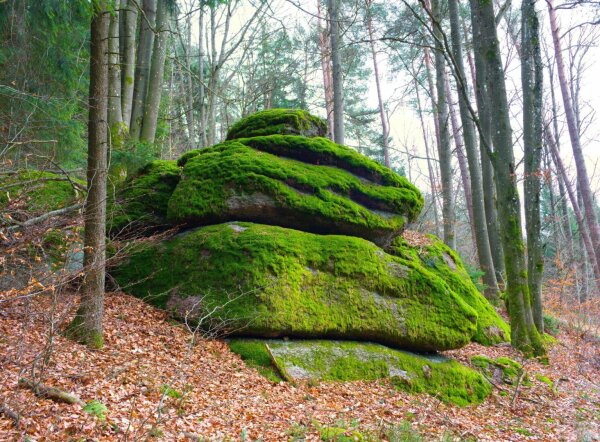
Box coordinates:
[111,222,506,351]
[167,140,422,247]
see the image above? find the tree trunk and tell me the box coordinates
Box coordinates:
[470,0,544,356]
[430,0,455,249]
[547,0,600,268]
[328,0,345,144]
[521,0,544,332]
[318,0,334,138]
[108,10,123,133]
[120,0,138,128]
[130,0,157,139]
[65,1,110,349]
[366,0,390,167]
[447,0,498,299]
[140,0,169,143]
[198,4,207,148]
[470,2,505,281]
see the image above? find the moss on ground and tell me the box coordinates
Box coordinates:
[226,109,328,140]
[471,355,525,384]
[108,160,180,235]
[0,169,83,214]
[110,222,493,351]
[229,339,492,406]
[167,142,420,246]
[228,339,282,383]
[388,235,510,346]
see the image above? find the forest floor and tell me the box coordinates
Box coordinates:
[0,291,598,441]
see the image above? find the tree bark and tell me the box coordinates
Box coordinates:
[120,0,138,129]
[521,0,544,332]
[129,0,156,139]
[470,0,544,356]
[328,0,345,145]
[198,4,207,148]
[547,0,600,269]
[430,0,455,249]
[65,1,110,349]
[365,0,390,167]
[140,0,169,143]
[317,0,334,138]
[108,9,123,133]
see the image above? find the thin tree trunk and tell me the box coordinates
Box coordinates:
[318,0,334,138]
[522,0,544,332]
[130,0,157,139]
[430,0,455,249]
[198,4,207,148]
[108,10,123,132]
[66,1,110,349]
[448,0,499,298]
[120,0,138,127]
[366,0,390,167]
[140,0,169,143]
[328,0,345,144]
[547,0,600,268]
[471,0,544,355]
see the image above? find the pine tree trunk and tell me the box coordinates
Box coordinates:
[447,0,498,299]
[470,0,544,356]
[328,0,345,145]
[431,0,455,249]
[130,0,157,139]
[318,0,334,138]
[521,0,544,332]
[120,0,138,128]
[108,10,123,133]
[547,0,600,269]
[140,0,169,143]
[366,0,390,167]
[65,1,110,349]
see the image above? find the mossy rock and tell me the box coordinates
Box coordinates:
[229,339,492,406]
[108,160,180,236]
[110,222,504,351]
[388,234,510,346]
[471,355,525,385]
[0,169,83,214]
[226,109,327,140]
[168,141,422,247]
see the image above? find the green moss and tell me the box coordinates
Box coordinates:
[228,339,282,383]
[112,222,480,351]
[64,315,104,349]
[226,109,327,140]
[535,374,553,389]
[0,169,83,214]
[471,355,524,385]
[231,339,491,406]
[108,160,180,235]
[168,141,421,246]
[388,235,510,346]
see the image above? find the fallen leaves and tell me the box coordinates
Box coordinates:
[0,291,597,441]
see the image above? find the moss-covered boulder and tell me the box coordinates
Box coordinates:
[226,109,327,140]
[108,160,180,235]
[167,140,422,247]
[229,339,492,406]
[110,222,508,351]
[389,233,510,345]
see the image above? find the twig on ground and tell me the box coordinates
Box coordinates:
[18,377,84,406]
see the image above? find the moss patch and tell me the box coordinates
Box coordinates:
[110,222,488,351]
[230,339,492,406]
[108,160,180,235]
[226,109,327,140]
[388,235,510,346]
[168,142,420,246]
[471,355,525,385]
[228,339,282,383]
[0,169,83,214]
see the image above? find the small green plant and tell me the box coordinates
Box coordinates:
[543,314,560,336]
[160,384,182,399]
[385,421,423,442]
[83,400,108,421]
[464,263,487,293]
[287,423,308,441]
